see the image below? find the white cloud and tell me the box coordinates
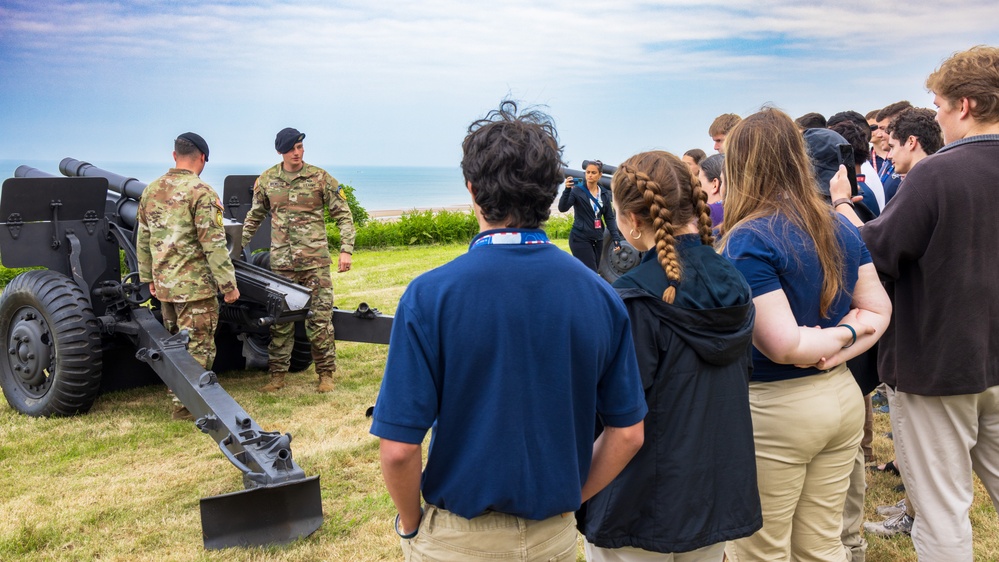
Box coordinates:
[1,0,996,165]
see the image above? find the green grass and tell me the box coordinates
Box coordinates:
[1,241,997,561]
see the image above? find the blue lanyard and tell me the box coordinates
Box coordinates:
[586,189,602,216]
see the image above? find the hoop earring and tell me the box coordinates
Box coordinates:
[630,228,642,240]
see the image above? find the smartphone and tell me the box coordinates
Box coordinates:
[838,144,859,197]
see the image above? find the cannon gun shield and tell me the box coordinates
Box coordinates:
[200,475,323,549]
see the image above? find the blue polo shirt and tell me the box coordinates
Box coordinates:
[370,229,647,520]
[722,214,871,382]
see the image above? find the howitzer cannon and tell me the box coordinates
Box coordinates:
[560,160,640,281]
[0,159,392,549]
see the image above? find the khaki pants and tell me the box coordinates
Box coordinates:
[727,365,864,562]
[889,386,999,561]
[840,447,867,562]
[585,540,725,561]
[400,505,577,561]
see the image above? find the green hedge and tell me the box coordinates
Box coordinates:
[0,196,574,288]
[327,210,573,250]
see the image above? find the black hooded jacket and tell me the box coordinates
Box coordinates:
[581,235,762,553]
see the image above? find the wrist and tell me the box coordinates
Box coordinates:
[838,323,857,348]
[832,198,855,209]
[395,506,424,539]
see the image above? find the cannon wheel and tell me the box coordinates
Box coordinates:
[598,231,642,283]
[240,326,312,373]
[290,322,312,373]
[0,270,103,416]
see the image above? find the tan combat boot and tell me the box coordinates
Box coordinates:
[316,373,335,393]
[260,372,287,393]
[172,405,194,421]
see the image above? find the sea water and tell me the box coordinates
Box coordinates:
[0,159,470,212]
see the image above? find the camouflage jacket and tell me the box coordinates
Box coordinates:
[241,161,355,271]
[136,168,237,302]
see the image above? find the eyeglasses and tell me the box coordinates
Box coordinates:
[869,124,879,132]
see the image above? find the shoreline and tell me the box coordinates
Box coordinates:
[369,201,567,221]
[369,205,472,221]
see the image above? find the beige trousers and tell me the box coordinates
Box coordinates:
[889,385,999,561]
[400,504,578,561]
[727,365,864,562]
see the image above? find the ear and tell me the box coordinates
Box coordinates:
[629,211,643,229]
[906,135,918,150]
[959,98,973,119]
[466,180,474,195]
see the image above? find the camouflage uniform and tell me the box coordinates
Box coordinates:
[137,168,237,369]
[241,162,354,381]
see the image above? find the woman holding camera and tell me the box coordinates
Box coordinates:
[559,160,623,271]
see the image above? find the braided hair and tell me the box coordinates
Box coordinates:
[611,151,714,304]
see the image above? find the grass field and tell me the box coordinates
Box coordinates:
[1,242,996,561]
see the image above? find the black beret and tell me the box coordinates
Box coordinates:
[177,132,209,162]
[275,127,306,154]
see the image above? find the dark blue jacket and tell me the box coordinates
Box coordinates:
[581,236,762,553]
[558,183,623,243]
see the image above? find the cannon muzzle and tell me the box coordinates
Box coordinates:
[14,165,57,179]
[60,157,146,200]
[59,157,146,229]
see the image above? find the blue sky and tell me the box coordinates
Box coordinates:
[2,0,997,169]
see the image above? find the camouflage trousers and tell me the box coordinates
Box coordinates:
[161,296,219,370]
[270,267,335,375]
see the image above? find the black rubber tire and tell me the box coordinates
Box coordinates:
[598,231,642,283]
[0,270,103,417]
[241,331,270,371]
[289,322,312,373]
[237,323,312,373]
[250,250,271,270]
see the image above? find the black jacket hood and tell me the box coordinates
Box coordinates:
[616,287,754,366]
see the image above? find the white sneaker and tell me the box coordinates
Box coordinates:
[864,512,914,537]
[875,498,907,518]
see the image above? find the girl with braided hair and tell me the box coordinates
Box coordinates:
[579,151,761,561]
[718,108,891,561]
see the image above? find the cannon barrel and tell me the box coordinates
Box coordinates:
[16,165,128,216]
[60,157,146,200]
[59,158,145,231]
[14,165,57,179]
[581,160,617,175]
[561,166,612,189]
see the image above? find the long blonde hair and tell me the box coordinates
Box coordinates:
[611,151,714,304]
[717,107,844,317]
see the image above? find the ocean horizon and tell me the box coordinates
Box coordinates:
[0,159,471,212]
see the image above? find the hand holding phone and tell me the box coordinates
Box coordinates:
[837,144,859,197]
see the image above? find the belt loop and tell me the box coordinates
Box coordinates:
[424,504,436,534]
